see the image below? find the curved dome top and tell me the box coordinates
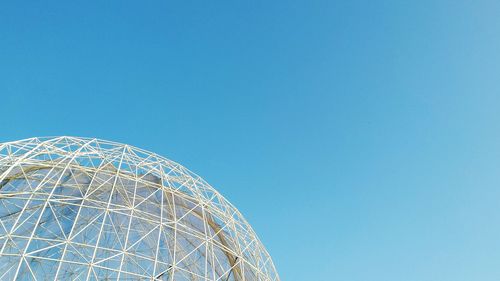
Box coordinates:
[0,136,279,281]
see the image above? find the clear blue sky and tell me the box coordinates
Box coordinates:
[1,1,500,280]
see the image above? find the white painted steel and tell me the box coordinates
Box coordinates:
[0,137,279,281]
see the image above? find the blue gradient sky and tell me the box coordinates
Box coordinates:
[1,1,500,280]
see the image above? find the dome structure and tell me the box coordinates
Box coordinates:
[0,136,279,281]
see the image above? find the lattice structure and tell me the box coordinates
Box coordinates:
[0,137,279,281]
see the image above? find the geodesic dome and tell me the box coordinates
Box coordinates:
[0,136,279,281]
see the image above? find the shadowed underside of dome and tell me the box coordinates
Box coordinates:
[0,136,279,281]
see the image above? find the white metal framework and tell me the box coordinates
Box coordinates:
[0,137,279,281]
